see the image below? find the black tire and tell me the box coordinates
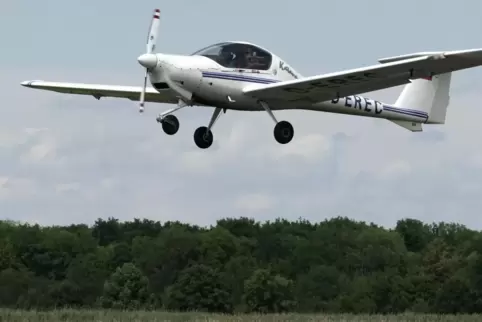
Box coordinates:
[160,115,179,135]
[274,120,294,144]
[194,126,214,149]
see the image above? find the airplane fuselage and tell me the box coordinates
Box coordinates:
[148,53,427,124]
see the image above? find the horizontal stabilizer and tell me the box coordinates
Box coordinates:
[389,120,423,132]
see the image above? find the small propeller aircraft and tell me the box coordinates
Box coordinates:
[21,9,482,149]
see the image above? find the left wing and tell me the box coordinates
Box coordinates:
[243,48,482,105]
[21,80,178,104]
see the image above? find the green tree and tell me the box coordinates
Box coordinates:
[243,268,296,313]
[99,262,150,310]
[0,238,16,270]
[395,219,432,253]
[131,224,201,294]
[66,249,111,306]
[164,264,233,313]
[295,265,342,312]
[1,216,482,313]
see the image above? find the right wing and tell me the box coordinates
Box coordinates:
[243,49,482,105]
[20,80,178,104]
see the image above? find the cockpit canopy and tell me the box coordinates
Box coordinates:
[191,42,273,71]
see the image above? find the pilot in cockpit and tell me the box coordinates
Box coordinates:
[219,44,266,69]
[235,46,258,69]
[244,47,264,69]
[220,50,235,67]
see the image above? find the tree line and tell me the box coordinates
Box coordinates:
[0,216,481,313]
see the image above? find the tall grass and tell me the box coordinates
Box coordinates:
[0,309,480,322]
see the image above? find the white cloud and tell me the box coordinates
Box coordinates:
[0,131,28,148]
[24,128,49,136]
[55,182,81,194]
[24,142,56,162]
[379,160,412,179]
[178,150,218,175]
[99,177,118,190]
[0,177,9,189]
[0,176,36,200]
[235,193,275,213]
[16,128,61,165]
[469,153,482,169]
[273,133,331,163]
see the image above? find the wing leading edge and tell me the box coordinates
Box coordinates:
[243,48,482,105]
[20,80,178,104]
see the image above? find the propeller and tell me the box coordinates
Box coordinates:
[137,9,161,113]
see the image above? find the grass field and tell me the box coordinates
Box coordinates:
[0,310,481,322]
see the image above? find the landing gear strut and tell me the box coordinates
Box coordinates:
[259,100,294,144]
[193,107,222,149]
[156,99,293,148]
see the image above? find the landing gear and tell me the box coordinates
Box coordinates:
[158,114,179,135]
[193,107,222,149]
[156,99,188,135]
[194,126,213,149]
[274,120,294,144]
[259,100,294,144]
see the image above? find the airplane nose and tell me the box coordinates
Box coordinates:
[137,54,158,69]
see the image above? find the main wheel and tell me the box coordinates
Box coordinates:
[274,120,294,144]
[194,126,214,149]
[159,114,179,135]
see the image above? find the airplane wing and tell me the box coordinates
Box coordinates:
[243,48,482,105]
[20,80,178,104]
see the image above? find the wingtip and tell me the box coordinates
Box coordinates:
[21,80,44,87]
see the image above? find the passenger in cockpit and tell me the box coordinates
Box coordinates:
[245,47,265,70]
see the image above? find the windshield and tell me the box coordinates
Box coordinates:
[192,42,272,70]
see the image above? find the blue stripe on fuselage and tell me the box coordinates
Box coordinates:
[201,71,279,84]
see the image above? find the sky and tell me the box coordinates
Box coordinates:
[1,0,482,229]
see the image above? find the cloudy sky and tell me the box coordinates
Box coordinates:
[2,0,482,229]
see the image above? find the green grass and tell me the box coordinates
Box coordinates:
[0,310,481,322]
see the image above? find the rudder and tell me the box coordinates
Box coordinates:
[394,73,451,124]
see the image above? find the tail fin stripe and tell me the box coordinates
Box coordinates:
[383,105,429,114]
[383,105,429,118]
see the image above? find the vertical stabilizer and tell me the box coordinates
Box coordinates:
[394,73,451,124]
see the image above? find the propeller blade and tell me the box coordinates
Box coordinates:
[139,70,148,113]
[138,8,161,113]
[147,9,160,54]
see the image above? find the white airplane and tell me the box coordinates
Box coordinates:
[21,9,482,149]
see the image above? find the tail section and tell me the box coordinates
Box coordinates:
[394,73,452,125]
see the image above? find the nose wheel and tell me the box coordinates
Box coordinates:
[156,99,189,135]
[157,114,179,135]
